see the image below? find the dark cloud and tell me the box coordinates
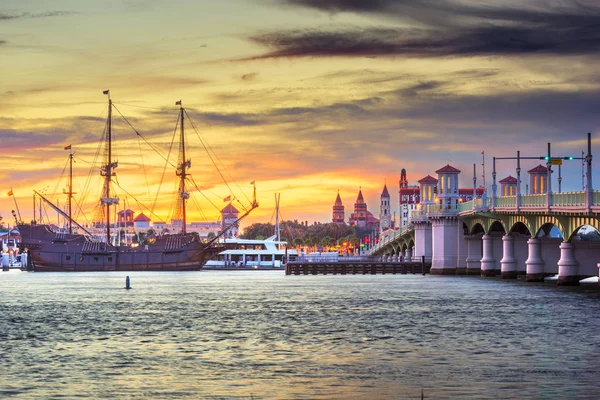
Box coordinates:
[0,11,75,20]
[280,0,599,27]
[245,23,600,59]
[247,2,600,59]
[241,72,259,81]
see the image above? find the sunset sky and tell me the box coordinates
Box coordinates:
[2,0,599,227]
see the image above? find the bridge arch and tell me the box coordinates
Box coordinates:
[488,220,507,235]
[568,222,600,242]
[535,222,564,240]
[509,221,531,236]
[470,223,485,235]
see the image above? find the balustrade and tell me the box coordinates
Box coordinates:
[552,192,585,206]
[457,201,473,213]
[520,194,546,207]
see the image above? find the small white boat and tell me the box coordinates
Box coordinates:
[203,235,298,269]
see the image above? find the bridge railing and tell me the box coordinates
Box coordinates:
[520,194,546,207]
[552,192,586,206]
[496,196,516,208]
[409,209,426,220]
[457,201,473,213]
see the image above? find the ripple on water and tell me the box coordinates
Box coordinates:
[1,271,600,399]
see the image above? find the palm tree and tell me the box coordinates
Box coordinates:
[293,237,304,249]
[321,235,333,249]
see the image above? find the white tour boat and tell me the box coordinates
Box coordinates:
[203,235,298,269]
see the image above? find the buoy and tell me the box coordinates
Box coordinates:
[125,276,132,290]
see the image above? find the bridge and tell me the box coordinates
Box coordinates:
[369,133,600,285]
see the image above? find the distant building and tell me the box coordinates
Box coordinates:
[332,191,345,224]
[379,184,392,232]
[117,209,134,228]
[348,188,379,231]
[133,213,151,231]
[188,221,221,239]
[221,203,239,238]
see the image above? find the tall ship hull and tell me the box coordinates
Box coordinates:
[19,224,220,272]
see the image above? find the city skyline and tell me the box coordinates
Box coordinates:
[2,0,599,225]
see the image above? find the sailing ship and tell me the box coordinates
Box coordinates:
[18,90,257,272]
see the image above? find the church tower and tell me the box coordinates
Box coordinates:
[332,191,345,224]
[399,168,408,188]
[354,188,367,228]
[379,184,391,232]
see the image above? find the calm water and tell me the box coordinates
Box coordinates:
[1,271,599,399]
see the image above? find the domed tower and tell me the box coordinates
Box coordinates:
[332,191,345,224]
[379,184,391,232]
[354,188,367,229]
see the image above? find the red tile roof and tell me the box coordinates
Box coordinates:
[133,213,150,222]
[418,175,438,184]
[221,204,239,214]
[499,175,518,184]
[436,164,461,174]
[528,164,548,173]
[458,188,485,195]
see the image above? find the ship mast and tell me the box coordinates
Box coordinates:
[63,147,75,234]
[176,100,190,234]
[101,89,119,244]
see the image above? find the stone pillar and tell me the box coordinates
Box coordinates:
[465,235,482,275]
[456,223,468,275]
[480,234,495,277]
[500,235,517,279]
[557,241,578,286]
[399,249,405,262]
[525,238,545,281]
[412,221,432,263]
[405,247,413,262]
[431,217,459,275]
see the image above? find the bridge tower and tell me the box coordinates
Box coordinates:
[332,191,345,224]
[418,175,438,206]
[412,175,437,263]
[379,184,391,232]
[528,165,548,194]
[499,175,518,196]
[430,164,463,275]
